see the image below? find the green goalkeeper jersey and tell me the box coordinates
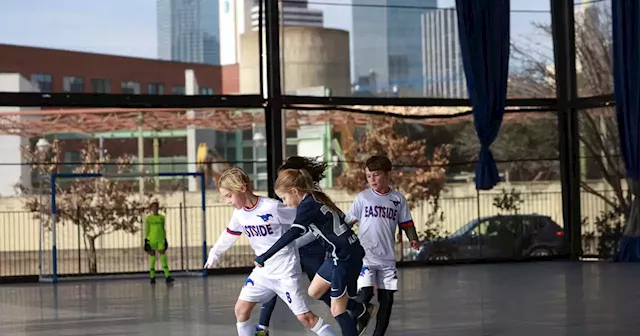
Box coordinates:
[145,214,166,242]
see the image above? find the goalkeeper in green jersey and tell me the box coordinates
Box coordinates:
[144,201,174,284]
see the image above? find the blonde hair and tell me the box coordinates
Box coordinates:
[218,167,253,193]
[275,168,341,214]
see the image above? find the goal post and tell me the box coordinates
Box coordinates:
[40,171,207,283]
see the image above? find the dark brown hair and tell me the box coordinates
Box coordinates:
[365,155,393,172]
[278,156,327,183]
[275,168,341,214]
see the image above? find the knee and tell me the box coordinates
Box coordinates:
[234,301,251,322]
[307,287,324,300]
[296,312,318,329]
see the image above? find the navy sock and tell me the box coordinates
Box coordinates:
[335,311,358,336]
[347,298,365,317]
[319,292,332,307]
[258,296,277,327]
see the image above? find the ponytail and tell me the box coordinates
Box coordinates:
[275,168,342,215]
[278,156,327,184]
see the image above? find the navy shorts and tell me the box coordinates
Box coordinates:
[316,257,363,299]
[300,253,325,281]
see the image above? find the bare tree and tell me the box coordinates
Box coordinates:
[509,5,629,219]
[20,140,157,274]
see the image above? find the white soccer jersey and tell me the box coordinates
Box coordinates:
[209,197,302,279]
[348,188,414,266]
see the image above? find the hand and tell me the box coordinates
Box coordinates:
[254,256,265,268]
[203,249,217,269]
[410,240,420,250]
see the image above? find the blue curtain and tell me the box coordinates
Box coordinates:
[612,0,640,261]
[455,0,510,190]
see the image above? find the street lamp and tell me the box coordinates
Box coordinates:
[36,137,51,280]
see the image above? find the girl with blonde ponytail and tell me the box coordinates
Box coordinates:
[255,166,377,336]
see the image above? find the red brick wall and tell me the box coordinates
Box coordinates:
[0,44,239,94]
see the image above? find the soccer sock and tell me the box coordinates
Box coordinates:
[347,298,366,318]
[356,286,374,304]
[318,292,332,307]
[372,289,394,336]
[149,255,157,278]
[236,320,254,336]
[160,254,170,278]
[335,311,358,336]
[258,296,277,328]
[310,317,338,336]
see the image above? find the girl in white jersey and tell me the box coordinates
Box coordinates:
[203,167,337,336]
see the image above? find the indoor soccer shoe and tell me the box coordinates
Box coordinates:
[165,276,175,284]
[356,303,377,336]
[150,278,156,285]
[254,326,269,336]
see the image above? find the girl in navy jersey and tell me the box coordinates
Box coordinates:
[204,167,336,336]
[255,168,376,336]
[255,156,332,336]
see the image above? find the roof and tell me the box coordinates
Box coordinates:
[0,105,561,137]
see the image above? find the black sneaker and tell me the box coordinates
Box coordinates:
[356,303,377,336]
[165,276,175,284]
[150,278,156,285]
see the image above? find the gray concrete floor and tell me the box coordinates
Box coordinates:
[0,262,638,336]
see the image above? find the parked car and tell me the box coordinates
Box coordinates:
[406,214,565,261]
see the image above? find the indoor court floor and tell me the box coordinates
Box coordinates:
[0,261,638,336]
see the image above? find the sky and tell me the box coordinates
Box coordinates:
[0,0,555,66]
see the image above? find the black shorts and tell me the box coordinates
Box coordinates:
[300,253,325,281]
[316,257,363,299]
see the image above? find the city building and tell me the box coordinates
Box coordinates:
[157,0,221,65]
[219,0,324,65]
[0,43,242,194]
[421,8,467,98]
[352,0,435,96]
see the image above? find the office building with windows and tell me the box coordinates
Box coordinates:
[421,8,467,98]
[352,0,435,96]
[157,0,221,65]
[0,43,242,193]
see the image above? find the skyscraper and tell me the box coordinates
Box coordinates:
[352,0,435,95]
[157,0,220,65]
[421,8,467,98]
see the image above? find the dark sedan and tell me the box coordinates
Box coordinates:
[406,214,565,261]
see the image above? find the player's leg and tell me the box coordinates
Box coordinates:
[355,265,375,304]
[344,260,376,336]
[301,255,331,307]
[237,272,273,336]
[256,296,277,335]
[158,239,174,283]
[148,245,157,284]
[371,266,398,336]
[276,276,337,336]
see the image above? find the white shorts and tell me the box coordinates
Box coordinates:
[238,270,310,316]
[357,264,398,291]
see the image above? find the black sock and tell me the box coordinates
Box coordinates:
[258,296,277,327]
[335,311,358,336]
[356,286,375,304]
[373,289,394,336]
[319,292,332,307]
[347,298,365,317]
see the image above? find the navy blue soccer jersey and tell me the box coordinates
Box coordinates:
[292,195,362,261]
